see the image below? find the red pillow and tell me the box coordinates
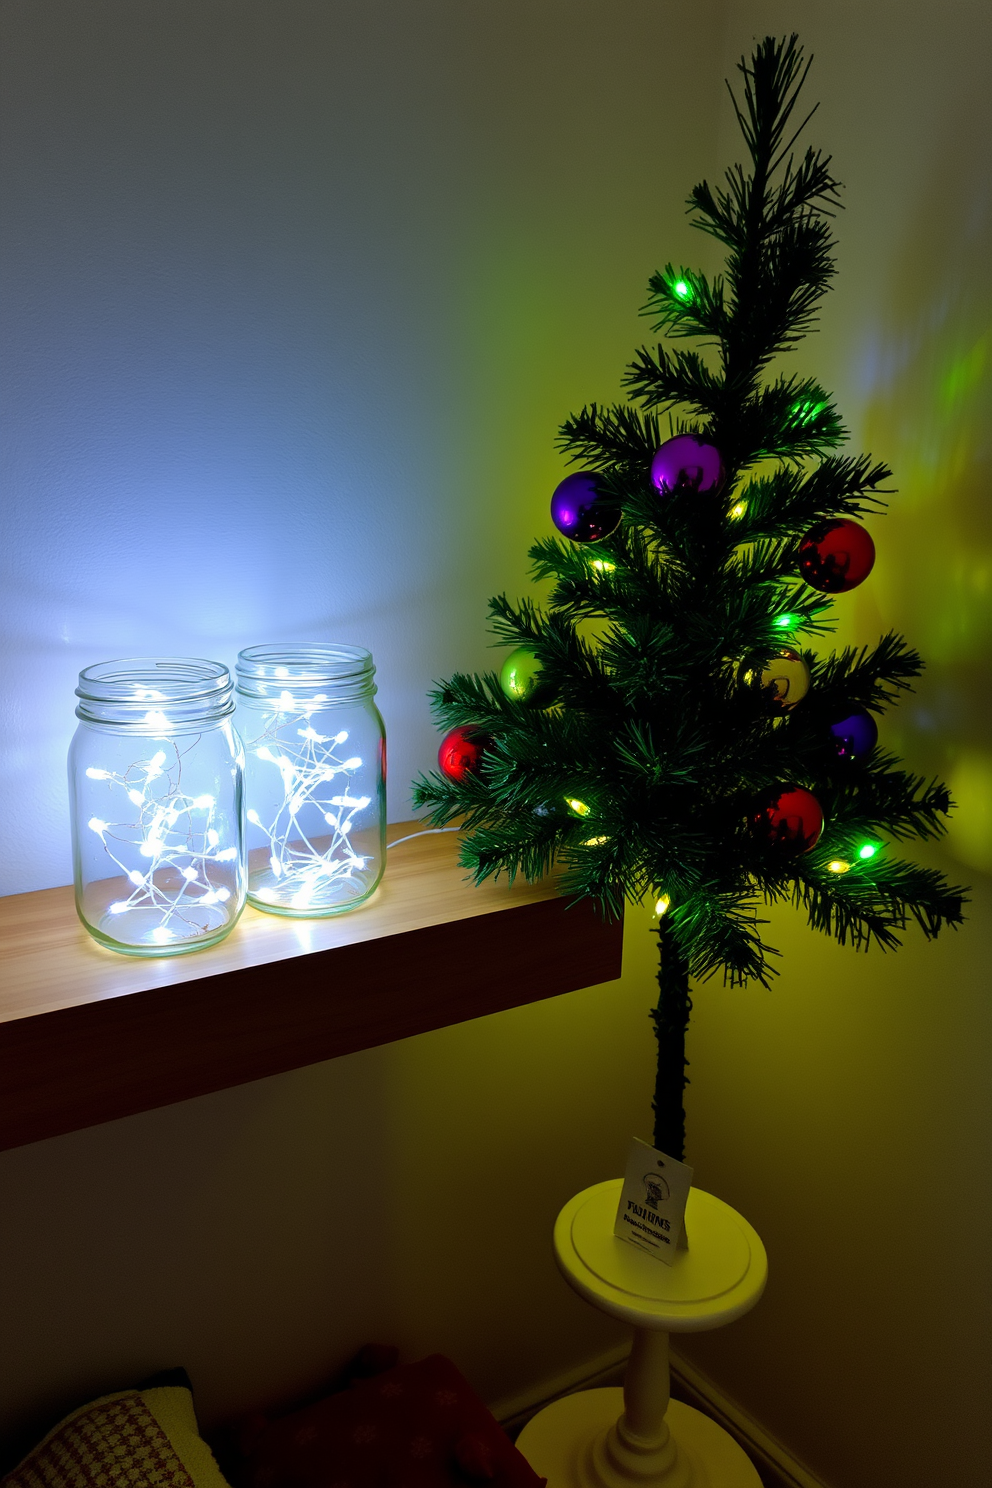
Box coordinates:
[240,1354,545,1488]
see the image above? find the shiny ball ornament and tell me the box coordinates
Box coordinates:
[828,706,878,761]
[650,434,725,497]
[799,519,875,593]
[499,645,551,705]
[741,647,811,711]
[750,785,824,855]
[438,726,490,782]
[550,472,620,543]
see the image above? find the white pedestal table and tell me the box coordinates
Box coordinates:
[516,1180,768,1488]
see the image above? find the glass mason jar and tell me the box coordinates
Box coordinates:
[68,659,246,956]
[235,644,386,916]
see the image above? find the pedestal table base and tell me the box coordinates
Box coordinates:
[517,1387,760,1487]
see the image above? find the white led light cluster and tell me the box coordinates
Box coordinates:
[245,690,372,911]
[85,718,236,944]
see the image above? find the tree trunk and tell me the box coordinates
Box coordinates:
[651,919,692,1160]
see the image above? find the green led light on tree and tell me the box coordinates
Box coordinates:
[792,398,827,425]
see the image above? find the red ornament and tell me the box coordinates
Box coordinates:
[438,725,490,782]
[750,785,824,854]
[799,519,875,593]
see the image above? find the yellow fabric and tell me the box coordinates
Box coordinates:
[3,1387,228,1488]
[139,1388,229,1488]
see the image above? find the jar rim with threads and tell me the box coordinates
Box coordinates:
[235,643,375,701]
[69,657,246,956]
[76,656,238,725]
[235,643,386,917]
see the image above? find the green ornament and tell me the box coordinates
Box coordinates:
[500,645,551,704]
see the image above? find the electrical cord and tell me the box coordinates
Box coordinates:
[386,827,461,850]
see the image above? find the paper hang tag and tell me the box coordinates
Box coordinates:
[614,1137,694,1266]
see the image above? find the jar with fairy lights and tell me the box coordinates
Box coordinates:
[235,644,386,916]
[68,659,246,955]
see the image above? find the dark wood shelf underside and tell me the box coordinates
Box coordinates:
[0,832,623,1150]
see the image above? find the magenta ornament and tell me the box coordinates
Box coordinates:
[650,434,725,497]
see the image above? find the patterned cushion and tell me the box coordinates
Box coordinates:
[239,1355,545,1488]
[3,1386,229,1488]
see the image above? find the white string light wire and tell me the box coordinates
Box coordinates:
[386,827,461,849]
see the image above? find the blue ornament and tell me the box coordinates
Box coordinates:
[829,707,878,760]
[550,473,620,543]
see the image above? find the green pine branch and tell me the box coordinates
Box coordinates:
[623,345,725,419]
[556,403,663,469]
[733,454,891,540]
[793,857,967,949]
[809,634,924,709]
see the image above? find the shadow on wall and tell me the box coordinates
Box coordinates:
[856,92,992,882]
[0,1047,406,1473]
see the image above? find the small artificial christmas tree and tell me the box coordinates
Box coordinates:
[413,35,966,1162]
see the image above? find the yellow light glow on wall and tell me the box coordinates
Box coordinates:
[946,752,992,873]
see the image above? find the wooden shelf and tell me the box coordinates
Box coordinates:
[0,824,623,1151]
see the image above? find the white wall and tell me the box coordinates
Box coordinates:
[0,0,723,893]
[2,4,990,1487]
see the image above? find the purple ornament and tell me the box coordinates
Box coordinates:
[651,434,725,497]
[550,472,620,543]
[829,707,878,761]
